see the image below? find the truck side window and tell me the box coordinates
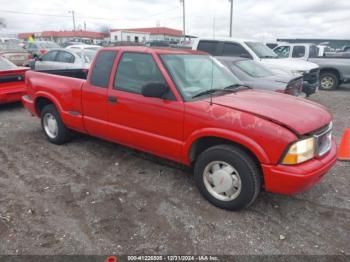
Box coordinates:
[197,41,219,55]
[222,43,251,58]
[90,51,117,88]
[114,52,167,94]
[292,46,306,58]
[274,46,290,58]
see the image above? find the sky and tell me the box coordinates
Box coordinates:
[0,0,350,41]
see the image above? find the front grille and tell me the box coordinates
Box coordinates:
[303,68,319,84]
[314,122,332,157]
[286,77,303,95]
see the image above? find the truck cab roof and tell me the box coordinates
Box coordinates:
[100,46,207,56]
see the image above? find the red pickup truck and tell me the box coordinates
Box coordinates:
[22,47,337,210]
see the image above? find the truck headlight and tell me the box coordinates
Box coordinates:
[281,137,315,165]
[291,70,308,76]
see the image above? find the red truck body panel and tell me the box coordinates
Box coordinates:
[0,68,28,104]
[22,47,337,196]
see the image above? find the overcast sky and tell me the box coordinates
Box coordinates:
[0,0,350,41]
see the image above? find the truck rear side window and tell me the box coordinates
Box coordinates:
[90,51,117,88]
[197,41,219,55]
[114,52,166,94]
[292,46,306,58]
[222,43,251,57]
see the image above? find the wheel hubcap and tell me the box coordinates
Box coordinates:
[203,161,242,201]
[321,76,334,89]
[43,113,58,139]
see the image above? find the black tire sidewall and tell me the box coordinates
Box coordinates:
[40,104,69,144]
[194,145,260,210]
[320,72,339,90]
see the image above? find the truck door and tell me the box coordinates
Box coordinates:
[107,51,184,162]
[82,50,118,138]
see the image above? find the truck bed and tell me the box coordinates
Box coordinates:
[34,68,88,80]
[25,70,86,131]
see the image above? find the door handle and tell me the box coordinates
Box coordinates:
[108,96,117,104]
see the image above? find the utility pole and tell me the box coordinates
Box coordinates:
[229,0,233,37]
[180,0,186,42]
[69,10,76,31]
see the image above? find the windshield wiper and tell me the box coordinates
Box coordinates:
[224,84,251,90]
[192,89,224,99]
[192,85,251,99]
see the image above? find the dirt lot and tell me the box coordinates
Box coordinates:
[0,87,349,255]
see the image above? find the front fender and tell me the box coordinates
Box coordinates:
[182,128,271,165]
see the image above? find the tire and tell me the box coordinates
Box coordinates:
[320,72,339,90]
[40,104,71,145]
[194,144,261,211]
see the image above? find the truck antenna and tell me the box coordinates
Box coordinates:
[210,56,214,106]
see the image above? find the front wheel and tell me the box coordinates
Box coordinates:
[194,145,261,211]
[41,104,71,145]
[320,72,339,90]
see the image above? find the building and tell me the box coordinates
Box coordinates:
[18,30,109,45]
[110,27,183,44]
[277,38,350,51]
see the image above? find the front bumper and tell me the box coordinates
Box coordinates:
[302,81,319,96]
[262,139,337,195]
[0,86,26,104]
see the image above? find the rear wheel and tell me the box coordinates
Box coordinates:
[41,104,71,144]
[320,72,339,90]
[194,144,261,210]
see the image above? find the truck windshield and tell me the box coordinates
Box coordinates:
[245,42,278,59]
[235,60,274,78]
[161,54,242,100]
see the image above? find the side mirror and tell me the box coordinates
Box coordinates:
[141,82,169,99]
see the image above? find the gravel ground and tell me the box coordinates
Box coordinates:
[0,87,349,255]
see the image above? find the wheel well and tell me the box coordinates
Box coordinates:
[189,136,261,169]
[320,68,341,81]
[35,97,54,115]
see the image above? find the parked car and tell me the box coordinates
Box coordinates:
[217,57,304,97]
[24,41,60,58]
[192,38,320,96]
[274,43,350,90]
[22,47,336,210]
[66,44,101,51]
[0,56,28,104]
[0,43,31,66]
[30,48,97,70]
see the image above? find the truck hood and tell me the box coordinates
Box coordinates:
[260,58,319,72]
[210,90,331,135]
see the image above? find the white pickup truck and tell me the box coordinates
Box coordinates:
[192,38,320,96]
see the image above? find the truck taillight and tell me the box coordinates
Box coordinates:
[39,49,47,55]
